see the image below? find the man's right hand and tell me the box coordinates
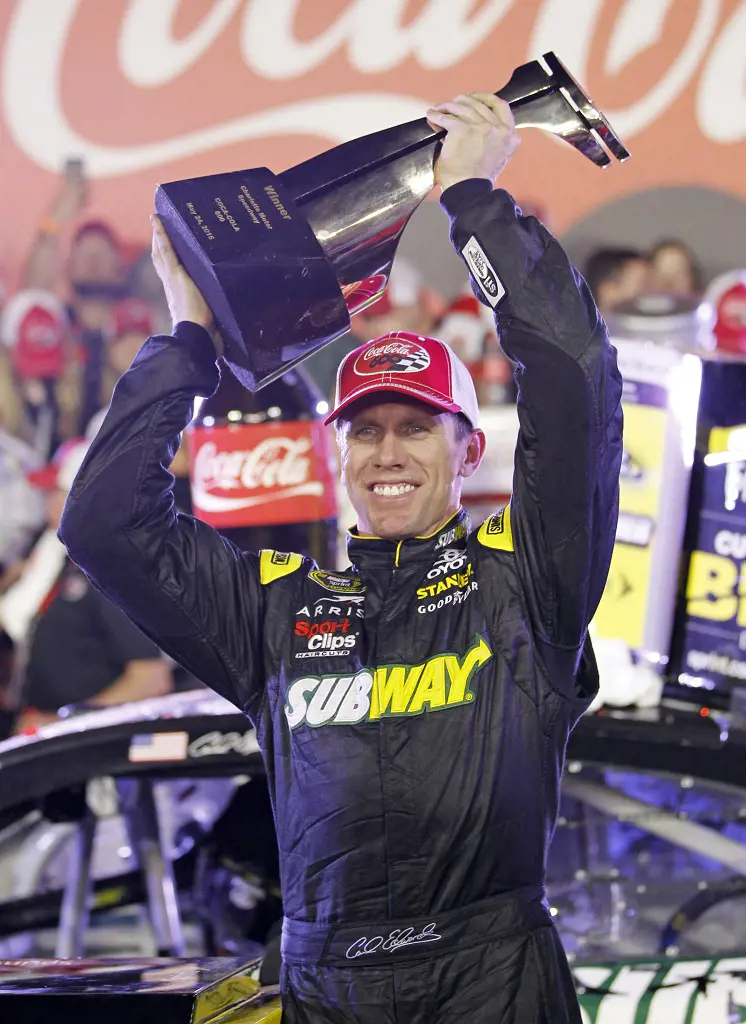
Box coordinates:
[150,215,223,355]
[427,93,520,193]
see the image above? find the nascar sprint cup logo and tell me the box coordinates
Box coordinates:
[354,339,431,375]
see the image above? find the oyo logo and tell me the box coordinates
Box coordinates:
[354,339,431,375]
[284,637,491,729]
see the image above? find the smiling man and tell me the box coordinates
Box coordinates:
[60,93,623,1023]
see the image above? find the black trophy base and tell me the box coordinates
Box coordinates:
[0,957,282,1023]
[155,169,350,390]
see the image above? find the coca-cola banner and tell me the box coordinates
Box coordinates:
[1,0,745,282]
[188,419,337,528]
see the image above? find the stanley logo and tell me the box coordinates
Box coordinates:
[416,563,473,600]
[284,638,492,730]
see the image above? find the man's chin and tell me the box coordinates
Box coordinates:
[365,509,426,542]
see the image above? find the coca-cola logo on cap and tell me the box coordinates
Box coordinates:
[354,339,431,376]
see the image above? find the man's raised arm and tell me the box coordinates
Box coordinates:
[430,94,623,662]
[59,219,267,717]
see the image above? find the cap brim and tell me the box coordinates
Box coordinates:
[27,464,59,490]
[324,381,463,425]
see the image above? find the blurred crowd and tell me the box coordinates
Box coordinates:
[0,163,744,741]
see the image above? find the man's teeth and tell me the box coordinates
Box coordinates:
[373,483,416,496]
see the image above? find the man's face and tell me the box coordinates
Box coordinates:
[651,245,697,294]
[68,229,123,288]
[44,488,67,530]
[337,396,484,541]
[598,258,651,313]
[108,329,147,375]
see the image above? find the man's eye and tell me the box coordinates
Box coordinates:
[353,425,376,438]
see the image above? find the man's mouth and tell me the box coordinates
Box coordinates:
[370,483,418,497]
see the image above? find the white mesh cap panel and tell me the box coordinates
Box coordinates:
[443,340,480,428]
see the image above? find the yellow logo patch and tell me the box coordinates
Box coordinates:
[259,549,303,585]
[477,504,514,552]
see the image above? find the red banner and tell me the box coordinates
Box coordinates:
[1,0,745,282]
[187,419,337,528]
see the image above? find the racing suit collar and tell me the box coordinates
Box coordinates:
[347,507,471,569]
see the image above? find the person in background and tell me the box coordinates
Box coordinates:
[125,246,172,335]
[24,163,126,310]
[649,238,703,296]
[23,160,129,436]
[1,438,171,732]
[352,256,446,345]
[0,427,45,584]
[436,289,515,406]
[583,247,652,314]
[101,297,156,406]
[0,289,78,456]
[302,257,446,402]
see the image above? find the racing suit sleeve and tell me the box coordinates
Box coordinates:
[58,322,266,717]
[441,180,623,685]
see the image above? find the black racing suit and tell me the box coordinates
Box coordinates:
[60,180,623,1023]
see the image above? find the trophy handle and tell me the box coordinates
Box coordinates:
[505,53,630,167]
[278,52,628,317]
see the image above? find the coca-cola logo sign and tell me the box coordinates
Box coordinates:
[187,420,336,529]
[354,340,431,376]
[3,0,745,280]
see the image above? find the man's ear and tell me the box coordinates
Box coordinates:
[459,429,486,479]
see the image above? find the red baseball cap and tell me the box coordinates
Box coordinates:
[111,297,154,340]
[0,289,67,380]
[28,438,89,492]
[325,331,479,428]
[706,270,746,355]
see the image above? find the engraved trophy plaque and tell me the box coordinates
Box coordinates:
[155,52,629,391]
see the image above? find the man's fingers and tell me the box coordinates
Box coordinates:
[150,216,166,278]
[152,215,175,260]
[428,97,486,125]
[151,214,185,282]
[467,92,515,129]
[426,108,463,131]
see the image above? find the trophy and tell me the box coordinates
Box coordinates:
[155,52,629,391]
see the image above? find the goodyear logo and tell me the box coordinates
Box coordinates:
[284,637,492,730]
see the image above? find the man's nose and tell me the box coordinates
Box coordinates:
[374,430,406,467]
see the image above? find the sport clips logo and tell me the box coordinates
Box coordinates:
[294,618,356,659]
[284,637,492,729]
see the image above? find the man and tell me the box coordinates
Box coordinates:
[583,246,652,313]
[3,438,171,730]
[60,94,623,1022]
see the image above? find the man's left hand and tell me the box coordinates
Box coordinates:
[427,92,520,193]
